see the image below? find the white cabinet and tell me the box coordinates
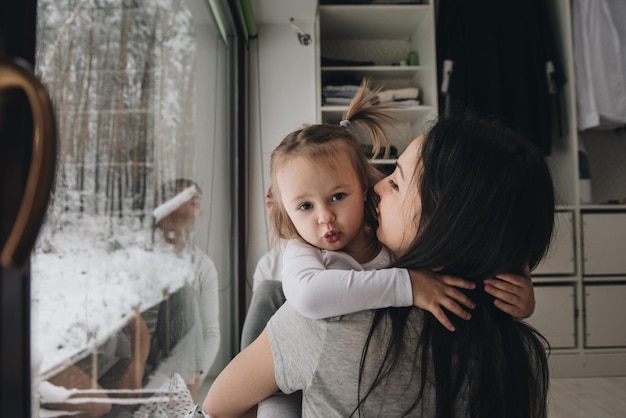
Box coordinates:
[584,284,626,347]
[525,285,576,348]
[582,213,626,275]
[318,3,438,165]
[528,0,626,376]
[534,211,576,276]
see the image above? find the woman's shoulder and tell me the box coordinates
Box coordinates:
[268,303,374,339]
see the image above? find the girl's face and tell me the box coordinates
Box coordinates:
[275,154,367,253]
[374,135,423,256]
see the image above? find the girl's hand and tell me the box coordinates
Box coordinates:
[408,270,476,332]
[484,264,535,318]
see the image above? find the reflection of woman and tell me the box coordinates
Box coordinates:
[204,113,553,418]
[143,178,221,401]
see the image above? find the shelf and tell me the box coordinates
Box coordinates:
[580,204,626,212]
[321,104,435,123]
[532,276,579,283]
[583,276,626,283]
[319,4,431,40]
[318,1,437,174]
[322,66,424,78]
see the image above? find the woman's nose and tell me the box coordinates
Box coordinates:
[373,177,386,196]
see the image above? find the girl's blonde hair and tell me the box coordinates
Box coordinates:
[269,79,397,241]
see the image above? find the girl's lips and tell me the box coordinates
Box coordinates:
[324,231,340,243]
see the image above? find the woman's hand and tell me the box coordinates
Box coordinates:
[408,270,476,332]
[484,264,535,318]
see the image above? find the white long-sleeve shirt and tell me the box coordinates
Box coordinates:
[252,244,285,290]
[190,246,221,380]
[281,240,413,319]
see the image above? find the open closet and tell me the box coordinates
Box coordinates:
[248,0,626,377]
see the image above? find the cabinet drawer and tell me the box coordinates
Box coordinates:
[525,284,576,348]
[584,283,626,348]
[582,213,626,275]
[534,211,575,275]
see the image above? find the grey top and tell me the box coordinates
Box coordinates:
[267,303,443,417]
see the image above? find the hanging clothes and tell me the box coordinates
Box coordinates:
[572,0,626,131]
[436,0,565,155]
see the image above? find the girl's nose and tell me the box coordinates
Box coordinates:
[318,207,336,225]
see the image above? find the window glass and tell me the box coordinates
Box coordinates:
[32,0,233,416]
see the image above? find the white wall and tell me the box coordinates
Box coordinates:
[246,16,318,292]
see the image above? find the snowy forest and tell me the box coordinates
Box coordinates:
[31,0,206,385]
[36,0,197,225]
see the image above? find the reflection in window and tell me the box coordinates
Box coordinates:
[32,1,228,416]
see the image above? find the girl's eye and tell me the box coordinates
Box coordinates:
[388,179,399,191]
[331,193,346,202]
[298,203,312,211]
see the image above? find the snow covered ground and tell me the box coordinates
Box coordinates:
[31,214,194,379]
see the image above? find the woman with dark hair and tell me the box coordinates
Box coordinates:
[203,112,553,418]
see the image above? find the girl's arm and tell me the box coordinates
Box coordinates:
[202,330,278,418]
[281,240,411,319]
[484,264,535,318]
[282,240,475,331]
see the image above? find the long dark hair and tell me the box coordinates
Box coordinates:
[356,113,554,417]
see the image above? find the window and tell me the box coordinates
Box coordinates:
[32,0,236,415]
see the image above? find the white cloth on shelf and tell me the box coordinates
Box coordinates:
[375,87,419,104]
[572,0,626,130]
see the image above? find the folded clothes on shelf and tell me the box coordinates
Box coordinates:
[322,85,421,107]
[374,87,419,104]
[324,97,354,105]
[322,84,369,105]
[323,84,362,98]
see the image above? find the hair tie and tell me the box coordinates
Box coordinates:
[339,119,351,128]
